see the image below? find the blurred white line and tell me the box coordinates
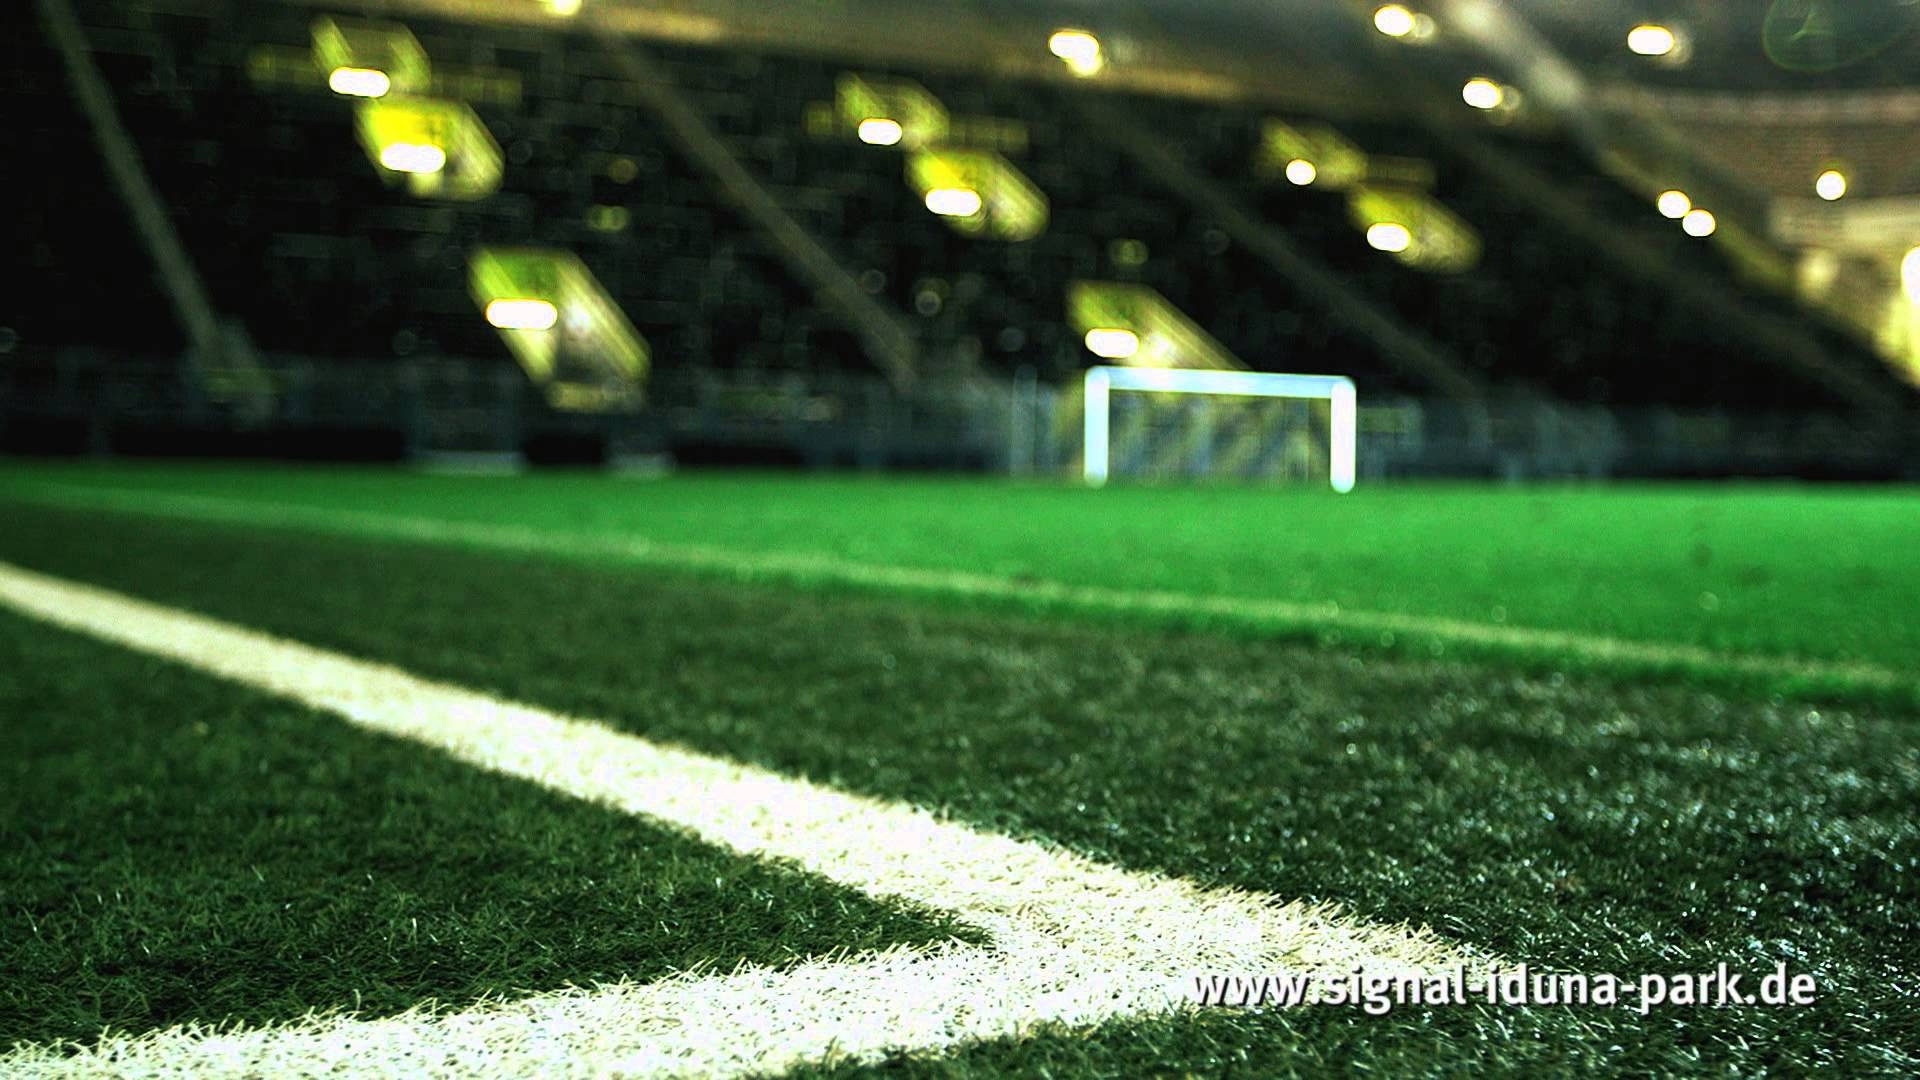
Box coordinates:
[13,483,1914,699]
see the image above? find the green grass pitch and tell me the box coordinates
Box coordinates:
[0,461,1916,1074]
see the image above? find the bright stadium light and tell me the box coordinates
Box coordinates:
[1627,24,1678,57]
[378,142,447,174]
[546,0,583,14]
[1903,246,1920,303]
[1049,29,1106,76]
[1366,222,1413,253]
[485,299,560,331]
[1082,366,1358,493]
[1373,4,1416,37]
[1815,169,1848,201]
[1656,189,1692,219]
[857,118,904,146]
[1461,77,1505,110]
[1285,159,1319,186]
[924,187,984,217]
[1682,208,1717,237]
[1083,328,1141,360]
[328,67,391,98]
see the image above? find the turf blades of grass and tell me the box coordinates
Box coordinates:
[7,462,1918,675]
[6,469,1914,707]
[0,503,1914,1072]
[0,610,971,1048]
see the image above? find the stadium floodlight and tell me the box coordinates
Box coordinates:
[1627,24,1678,57]
[358,98,501,199]
[924,187,984,218]
[1373,4,1416,37]
[1903,246,1920,303]
[471,248,649,410]
[1284,159,1319,186]
[546,0,583,15]
[327,67,391,98]
[1815,169,1848,201]
[485,299,560,332]
[1083,328,1141,360]
[857,118,904,146]
[378,142,447,174]
[1083,366,1358,493]
[1048,30,1105,76]
[1656,190,1692,219]
[1366,222,1412,253]
[312,16,429,97]
[1682,208,1717,237]
[908,151,1047,239]
[837,75,949,149]
[1461,77,1505,110]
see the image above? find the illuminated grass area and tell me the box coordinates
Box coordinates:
[0,502,1915,1072]
[3,464,1918,695]
[0,605,973,1048]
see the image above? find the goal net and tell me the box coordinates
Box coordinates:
[1081,367,1357,492]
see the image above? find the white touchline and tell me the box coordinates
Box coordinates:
[12,483,1915,698]
[0,561,1472,1079]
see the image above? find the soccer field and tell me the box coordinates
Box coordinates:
[1,462,1916,1075]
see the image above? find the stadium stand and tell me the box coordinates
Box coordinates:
[7,0,1913,477]
[3,12,181,356]
[64,4,869,379]
[1148,99,1908,411]
[644,45,1403,391]
[1526,4,1920,92]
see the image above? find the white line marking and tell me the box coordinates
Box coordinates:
[9,483,1912,698]
[0,561,1469,1078]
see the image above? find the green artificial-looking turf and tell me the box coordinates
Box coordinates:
[3,463,1916,683]
[0,608,973,1048]
[0,503,1913,1074]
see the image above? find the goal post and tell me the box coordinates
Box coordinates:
[1082,366,1358,492]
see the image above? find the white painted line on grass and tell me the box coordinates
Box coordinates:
[11,483,1913,699]
[0,561,1470,1079]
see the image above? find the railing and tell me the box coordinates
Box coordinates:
[1,349,1911,480]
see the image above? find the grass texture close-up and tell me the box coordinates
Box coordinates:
[0,464,1917,1076]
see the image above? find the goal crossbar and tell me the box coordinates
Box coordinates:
[1082,366,1357,492]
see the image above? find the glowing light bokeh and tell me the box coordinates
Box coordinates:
[1627,24,1677,57]
[1374,5,1416,37]
[484,299,560,331]
[1366,222,1413,253]
[327,67,391,98]
[377,142,447,174]
[1083,328,1142,360]
[857,118,905,146]
[1461,77,1504,110]
[924,187,985,218]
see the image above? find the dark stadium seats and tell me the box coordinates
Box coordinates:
[38,2,1915,431]
[645,45,1402,392]
[1136,96,1904,411]
[2,13,181,355]
[63,4,866,380]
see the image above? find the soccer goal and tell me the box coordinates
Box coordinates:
[1082,366,1358,492]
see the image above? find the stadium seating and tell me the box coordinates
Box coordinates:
[646,45,1402,391]
[65,4,867,380]
[1528,8,1920,93]
[1141,97,1908,411]
[4,12,181,356]
[43,3,1917,425]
